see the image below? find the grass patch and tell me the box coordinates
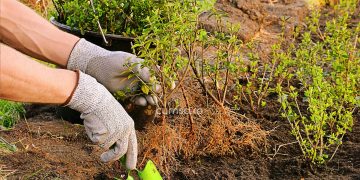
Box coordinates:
[0,100,25,129]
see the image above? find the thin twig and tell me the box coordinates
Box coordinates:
[329,133,346,162]
[190,62,224,107]
[89,0,108,45]
[271,141,298,158]
[281,105,306,156]
[222,46,232,104]
[0,136,17,152]
[180,85,194,132]
[0,164,17,178]
[227,110,250,120]
[267,125,283,133]
[165,58,192,100]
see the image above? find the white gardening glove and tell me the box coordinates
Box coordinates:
[67,38,157,106]
[65,71,137,169]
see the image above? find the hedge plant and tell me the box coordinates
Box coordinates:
[52,0,162,36]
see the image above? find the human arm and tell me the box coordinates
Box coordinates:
[0,0,157,106]
[0,44,137,169]
[0,43,76,103]
[0,0,79,67]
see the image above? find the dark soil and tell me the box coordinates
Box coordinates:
[174,113,360,180]
[0,106,124,179]
[1,107,359,179]
[1,0,360,179]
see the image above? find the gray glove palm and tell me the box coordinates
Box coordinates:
[65,71,137,169]
[67,39,157,106]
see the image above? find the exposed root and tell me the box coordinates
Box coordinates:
[139,87,268,175]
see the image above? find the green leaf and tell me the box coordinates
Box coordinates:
[141,85,150,95]
[138,160,162,180]
[261,101,267,107]
[127,175,135,180]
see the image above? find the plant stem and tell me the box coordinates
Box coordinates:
[181,85,194,132]
[191,63,224,107]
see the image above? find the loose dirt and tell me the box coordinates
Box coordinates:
[1,0,360,179]
[0,106,123,179]
[1,108,359,179]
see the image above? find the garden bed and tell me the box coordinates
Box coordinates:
[0,106,359,179]
[1,0,359,179]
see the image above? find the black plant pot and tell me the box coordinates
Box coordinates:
[50,17,135,52]
[50,17,155,130]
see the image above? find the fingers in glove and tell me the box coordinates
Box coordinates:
[100,138,128,163]
[136,65,151,83]
[145,95,158,106]
[125,130,138,170]
[133,96,147,106]
[132,95,158,106]
[133,62,161,93]
[108,77,138,93]
[117,76,155,93]
[125,57,151,83]
[83,119,108,144]
[154,84,162,93]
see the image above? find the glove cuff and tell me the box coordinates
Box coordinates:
[61,70,80,106]
[64,71,107,113]
[67,39,111,72]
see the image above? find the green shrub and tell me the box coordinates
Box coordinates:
[0,100,25,129]
[133,0,218,112]
[134,0,251,114]
[52,0,161,36]
[276,9,359,163]
[131,0,268,174]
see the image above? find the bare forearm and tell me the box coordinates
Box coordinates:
[0,44,77,104]
[0,0,79,67]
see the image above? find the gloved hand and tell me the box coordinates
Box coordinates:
[67,38,157,106]
[65,71,137,169]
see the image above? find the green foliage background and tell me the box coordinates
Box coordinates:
[53,0,161,36]
[0,100,25,129]
[275,1,360,163]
